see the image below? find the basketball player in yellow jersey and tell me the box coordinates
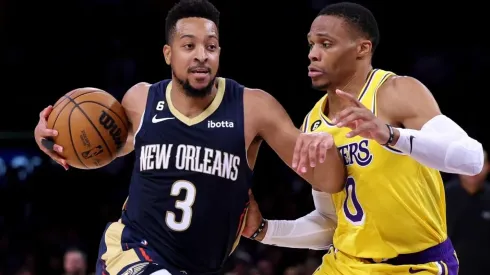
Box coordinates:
[243,2,484,275]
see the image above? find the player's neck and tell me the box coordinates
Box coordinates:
[170,79,218,118]
[325,65,373,116]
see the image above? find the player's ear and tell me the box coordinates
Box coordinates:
[357,40,372,59]
[163,45,171,65]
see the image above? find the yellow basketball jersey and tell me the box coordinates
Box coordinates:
[302,69,447,259]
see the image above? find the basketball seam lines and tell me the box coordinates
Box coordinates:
[52,91,101,130]
[67,105,89,169]
[63,95,114,164]
[78,101,129,132]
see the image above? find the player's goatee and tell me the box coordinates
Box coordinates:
[173,70,216,98]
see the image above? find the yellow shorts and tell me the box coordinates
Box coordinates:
[313,246,459,275]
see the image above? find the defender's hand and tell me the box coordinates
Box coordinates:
[292,132,334,174]
[34,106,69,170]
[332,89,391,144]
[242,191,266,241]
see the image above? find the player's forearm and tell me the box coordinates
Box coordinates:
[391,115,484,175]
[258,211,336,250]
[117,134,135,157]
[257,190,337,250]
[311,147,346,193]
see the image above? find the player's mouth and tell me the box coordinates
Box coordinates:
[308,66,324,78]
[189,67,211,78]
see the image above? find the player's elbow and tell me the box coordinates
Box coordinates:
[446,137,485,176]
[467,140,484,176]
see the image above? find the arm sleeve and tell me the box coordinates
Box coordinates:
[393,115,484,175]
[260,190,337,250]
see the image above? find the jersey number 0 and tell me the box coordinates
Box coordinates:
[342,177,366,226]
[165,180,196,231]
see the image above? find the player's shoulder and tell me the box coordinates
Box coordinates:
[120,82,154,125]
[124,82,151,97]
[241,85,278,110]
[379,74,429,97]
[122,82,151,106]
[377,73,435,110]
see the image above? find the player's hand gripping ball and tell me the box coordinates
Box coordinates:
[292,131,335,174]
[332,89,391,144]
[35,88,129,170]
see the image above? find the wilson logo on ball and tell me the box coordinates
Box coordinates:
[99,111,124,150]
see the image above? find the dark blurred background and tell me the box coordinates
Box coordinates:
[1,0,489,274]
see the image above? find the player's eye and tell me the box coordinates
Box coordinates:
[207,44,217,51]
[183,44,194,50]
[323,42,332,48]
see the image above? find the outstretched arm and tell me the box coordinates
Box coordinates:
[245,88,346,193]
[246,189,337,250]
[382,77,483,175]
[333,76,483,175]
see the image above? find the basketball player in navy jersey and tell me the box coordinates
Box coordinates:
[33,1,347,274]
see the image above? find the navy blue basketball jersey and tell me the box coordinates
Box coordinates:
[121,77,253,274]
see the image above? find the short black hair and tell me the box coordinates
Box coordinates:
[165,0,220,43]
[319,2,379,52]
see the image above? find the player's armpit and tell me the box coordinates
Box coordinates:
[117,82,151,158]
[245,88,345,192]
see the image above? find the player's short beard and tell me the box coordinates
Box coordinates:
[172,70,216,98]
[312,82,329,91]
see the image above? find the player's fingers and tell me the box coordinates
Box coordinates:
[317,138,332,163]
[40,147,69,170]
[298,140,310,174]
[336,112,366,128]
[308,139,320,167]
[292,137,304,169]
[335,89,363,107]
[346,122,375,138]
[39,127,58,138]
[331,107,355,124]
[39,105,53,121]
[41,138,64,154]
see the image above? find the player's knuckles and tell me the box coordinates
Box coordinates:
[300,145,309,157]
[308,141,318,150]
[319,140,329,149]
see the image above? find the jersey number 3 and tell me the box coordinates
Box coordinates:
[165,180,196,231]
[342,177,365,226]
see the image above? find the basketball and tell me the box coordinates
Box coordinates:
[47,88,129,169]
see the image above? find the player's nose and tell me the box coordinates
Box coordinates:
[194,46,208,63]
[308,45,321,62]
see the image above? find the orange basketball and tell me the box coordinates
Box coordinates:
[47,88,129,169]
